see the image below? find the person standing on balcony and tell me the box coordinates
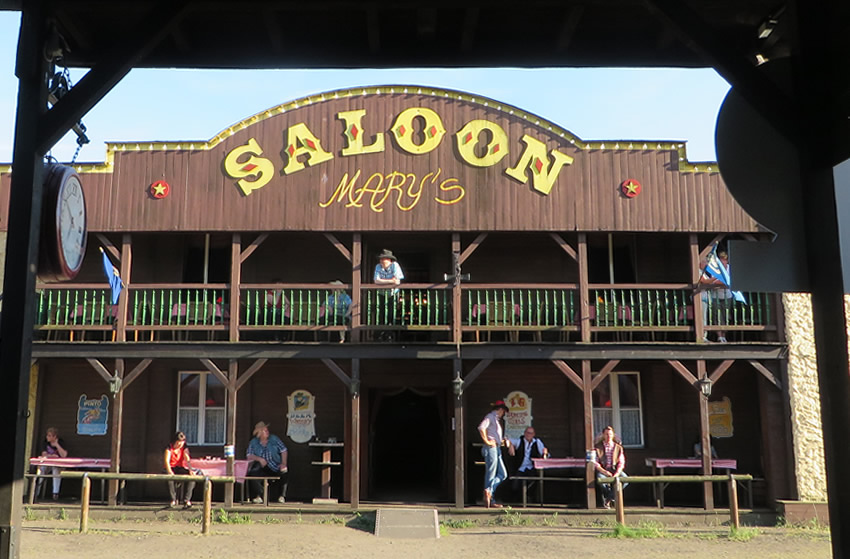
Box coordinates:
[478,400,512,508]
[326,280,352,342]
[373,249,404,341]
[698,246,744,343]
[593,425,627,509]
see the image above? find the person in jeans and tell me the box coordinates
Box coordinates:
[37,427,68,501]
[164,431,197,508]
[594,425,628,509]
[477,400,512,508]
[246,421,289,504]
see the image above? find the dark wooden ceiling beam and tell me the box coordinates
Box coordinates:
[556,5,584,52]
[461,358,493,390]
[366,3,380,54]
[460,7,479,52]
[264,8,284,54]
[552,359,583,389]
[37,0,191,154]
[122,358,152,389]
[645,0,801,144]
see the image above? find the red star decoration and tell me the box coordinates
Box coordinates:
[150,180,170,199]
[621,179,642,198]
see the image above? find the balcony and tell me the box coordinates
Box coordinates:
[33,282,779,343]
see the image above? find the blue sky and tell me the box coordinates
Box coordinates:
[0,11,731,164]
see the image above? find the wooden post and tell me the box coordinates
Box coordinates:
[728,475,740,529]
[202,479,212,535]
[351,234,362,343]
[697,360,714,510]
[452,234,462,345]
[79,474,91,534]
[230,234,241,342]
[108,359,125,506]
[582,360,597,508]
[0,5,50,555]
[690,234,705,343]
[577,234,590,343]
[116,234,132,341]
[349,359,361,509]
[453,358,465,509]
[614,476,625,525]
[224,360,237,507]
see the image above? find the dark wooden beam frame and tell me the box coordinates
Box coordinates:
[320,358,352,388]
[461,359,493,391]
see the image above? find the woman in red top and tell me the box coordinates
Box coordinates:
[164,431,196,508]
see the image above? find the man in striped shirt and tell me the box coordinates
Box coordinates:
[593,425,627,509]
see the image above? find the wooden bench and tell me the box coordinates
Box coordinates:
[241,476,281,506]
[511,474,585,507]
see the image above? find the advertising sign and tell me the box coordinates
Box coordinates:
[76,394,109,436]
[505,390,533,441]
[286,389,317,443]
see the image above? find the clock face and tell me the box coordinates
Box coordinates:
[58,173,86,272]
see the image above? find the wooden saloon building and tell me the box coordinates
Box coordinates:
[1,85,790,509]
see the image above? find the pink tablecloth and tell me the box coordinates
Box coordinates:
[190,458,251,482]
[645,458,737,470]
[29,457,111,469]
[532,457,586,469]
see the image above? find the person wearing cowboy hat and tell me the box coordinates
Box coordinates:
[246,421,289,504]
[477,400,513,508]
[373,250,404,341]
[325,280,352,342]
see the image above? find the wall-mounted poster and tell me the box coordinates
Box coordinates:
[709,396,734,438]
[505,390,533,440]
[286,389,316,443]
[77,394,109,436]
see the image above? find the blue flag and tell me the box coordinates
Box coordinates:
[705,244,746,304]
[101,249,123,305]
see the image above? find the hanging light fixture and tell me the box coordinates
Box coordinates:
[697,377,713,397]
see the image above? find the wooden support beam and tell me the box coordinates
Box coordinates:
[324,233,352,263]
[690,234,706,343]
[549,233,578,262]
[95,234,120,263]
[582,360,597,508]
[122,358,152,389]
[351,234,362,343]
[86,358,114,383]
[235,359,267,392]
[116,234,131,342]
[552,359,582,390]
[320,358,351,388]
[578,234,590,343]
[37,1,191,153]
[708,360,735,384]
[697,360,714,510]
[199,358,229,388]
[230,234,241,342]
[667,359,698,386]
[452,235,462,347]
[591,359,621,391]
[699,234,726,260]
[225,360,237,508]
[350,359,361,509]
[453,358,465,508]
[459,233,487,265]
[748,360,782,389]
[240,233,268,264]
[461,359,493,390]
[108,359,125,506]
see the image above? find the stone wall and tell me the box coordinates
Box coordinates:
[782,293,828,501]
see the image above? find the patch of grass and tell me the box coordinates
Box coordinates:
[111,514,127,523]
[318,514,346,525]
[777,516,831,537]
[214,509,252,525]
[440,518,478,530]
[23,507,37,521]
[542,512,560,527]
[295,510,303,524]
[346,511,376,534]
[259,515,284,524]
[439,524,450,537]
[56,508,68,521]
[728,527,759,542]
[602,521,668,539]
[489,507,533,527]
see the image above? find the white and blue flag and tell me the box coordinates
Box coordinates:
[100,248,123,305]
[705,244,746,304]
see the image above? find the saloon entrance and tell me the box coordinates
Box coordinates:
[367,387,451,502]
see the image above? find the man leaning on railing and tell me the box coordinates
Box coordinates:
[373,249,404,341]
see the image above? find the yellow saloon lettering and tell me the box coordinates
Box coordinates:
[222,106,574,199]
[222,138,275,196]
[283,122,334,175]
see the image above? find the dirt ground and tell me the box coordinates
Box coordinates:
[20,516,831,559]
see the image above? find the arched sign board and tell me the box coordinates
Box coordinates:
[0,86,760,236]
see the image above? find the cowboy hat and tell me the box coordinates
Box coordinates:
[376,249,397,261]
[330,280,344,286]
[253,421,271,436]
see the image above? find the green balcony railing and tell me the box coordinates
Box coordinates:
[242,286,351,328]
[128,286,227,328]
[464,287,578,329]
[701,290,773,328]
[36,288,114,328]
[361,286,450,328]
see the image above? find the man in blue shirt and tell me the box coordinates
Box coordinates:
[246,421,289,504]
[326,280,352,342]
[373,249,404,340]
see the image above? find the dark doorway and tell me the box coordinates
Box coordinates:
[369,388,446,501]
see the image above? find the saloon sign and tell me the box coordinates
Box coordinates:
[222,101,575,209]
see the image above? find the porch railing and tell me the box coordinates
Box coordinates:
[33,282,778,342]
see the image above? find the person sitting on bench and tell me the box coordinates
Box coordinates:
[507,427,548,501]
[164,431,197,508]
[246,421,289,504]
[36,427,68,501]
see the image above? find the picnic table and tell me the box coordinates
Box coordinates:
[28,457,111,504]
[645,457,737,508]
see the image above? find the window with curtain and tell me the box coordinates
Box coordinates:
[177,372,226,445]
[592,372,644,448]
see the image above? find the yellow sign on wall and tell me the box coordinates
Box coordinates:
[708,396,734,438]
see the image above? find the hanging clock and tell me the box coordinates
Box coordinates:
[39,164,87,282]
